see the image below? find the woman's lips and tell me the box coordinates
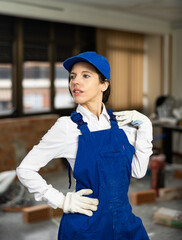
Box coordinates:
[73,88,83,95]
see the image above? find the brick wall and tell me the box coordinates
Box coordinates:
[0,114,61,173]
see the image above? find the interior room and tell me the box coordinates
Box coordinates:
[0,1,182,240]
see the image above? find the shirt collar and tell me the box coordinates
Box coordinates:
[76,104,110,122]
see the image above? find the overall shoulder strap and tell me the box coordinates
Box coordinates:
[107,109,119,129]
[71,111,90,134]
[68,112,90,188]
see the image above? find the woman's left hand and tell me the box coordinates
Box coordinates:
[113,110,151,127]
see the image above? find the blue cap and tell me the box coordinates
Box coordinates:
[63,51,110,81]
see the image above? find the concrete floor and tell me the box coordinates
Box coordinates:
[0,162,182,240]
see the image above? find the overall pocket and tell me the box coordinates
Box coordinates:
[99,150,127,183]
[99,149,130,201]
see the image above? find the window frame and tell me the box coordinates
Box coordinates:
[0,16,96,119]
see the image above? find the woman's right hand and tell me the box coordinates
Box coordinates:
[60,189,99,216]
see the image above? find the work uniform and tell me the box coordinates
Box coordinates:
[16,104,152,238]
[58,109,149,240]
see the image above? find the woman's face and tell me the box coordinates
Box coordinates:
[69,62,108,108]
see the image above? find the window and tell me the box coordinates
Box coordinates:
[54,63,74,109]
[0,15,96,118]
[0,16,14,116]
[0,63,13,114]
[24,93,44,109]
[23,61,50,113]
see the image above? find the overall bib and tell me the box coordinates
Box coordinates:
[58,110,149,240]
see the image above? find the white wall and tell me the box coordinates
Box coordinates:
[172,27,182,155]
[172,28,182,99]
[145,35,162,115]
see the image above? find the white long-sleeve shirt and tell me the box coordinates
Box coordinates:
[16,104,153,209]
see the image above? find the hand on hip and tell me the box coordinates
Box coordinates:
[61,189,99,216]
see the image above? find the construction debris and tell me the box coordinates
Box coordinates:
[174,169,182,180]
[22,204,63,223]
[149,154,165,195]
[0,181,33,211]
[153,207,182,229]
[159,186,182,201]
[23,205,52,223]
[0,170,16,194]
[131,189,156,205]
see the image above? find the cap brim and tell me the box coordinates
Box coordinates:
[63,56,90,72]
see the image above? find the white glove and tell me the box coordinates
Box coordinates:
[113,110,151,127]
[60,189,99,217]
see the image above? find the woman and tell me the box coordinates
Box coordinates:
[16,51,153,239]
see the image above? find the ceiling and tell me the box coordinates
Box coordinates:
[0,0,181,34]
[56,0,182,24]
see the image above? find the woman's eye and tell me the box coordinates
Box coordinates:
[83,74,90,78]
[70,75,75,80]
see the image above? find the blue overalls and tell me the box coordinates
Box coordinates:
[58,110,149,240]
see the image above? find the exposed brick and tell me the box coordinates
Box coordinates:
[22,204,63,223]
[0,136,9,142]
[4,159,16,167]
[22,205,52,223]
[131,189,157,205]
[0,114,59,172]
[51,208,63,218]
[174,170,182,180]
[159,187,182,201]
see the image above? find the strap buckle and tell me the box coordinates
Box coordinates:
[107,109,117,122]
[71,112,87,129]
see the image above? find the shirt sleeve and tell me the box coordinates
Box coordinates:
[16,117,68,208]
[121,121,153,179]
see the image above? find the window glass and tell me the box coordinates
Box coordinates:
[0,15,14,116]
[23,62,50,113]
[0,63,13,115]
[54,63,74,109]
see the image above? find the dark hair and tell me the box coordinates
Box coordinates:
[68,65,110,103]
[95,68,110,103]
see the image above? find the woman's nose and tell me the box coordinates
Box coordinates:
[72,75,80,84]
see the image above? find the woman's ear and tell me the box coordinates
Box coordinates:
[101,80,109,92]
